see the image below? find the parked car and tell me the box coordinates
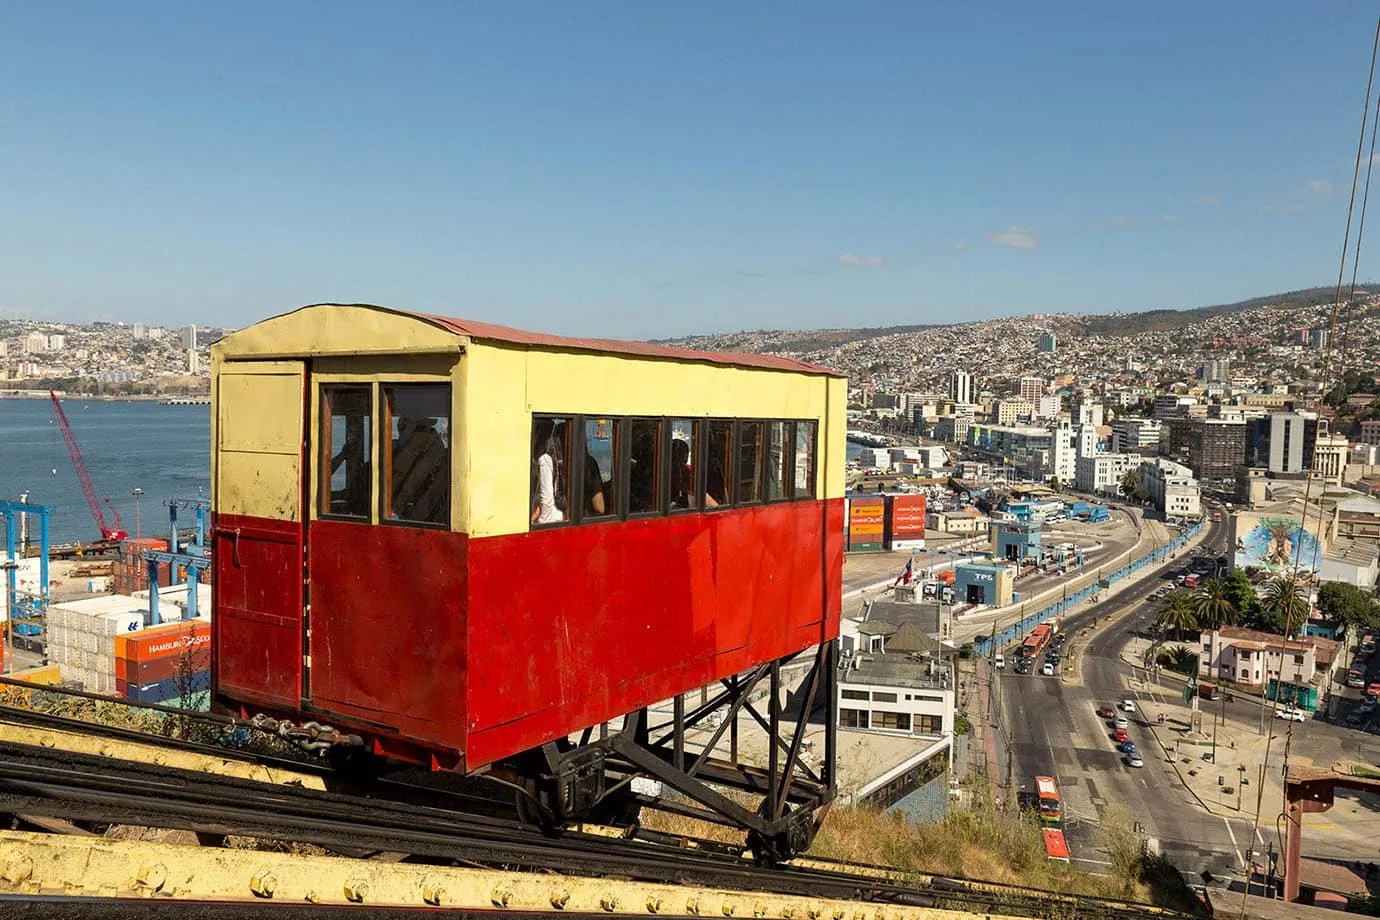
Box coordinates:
[994,654,1005,670]
[1274,708,1305,722]
[1119,739,1137,754]
[1097,705,1116,719]
[1121,699,1137,712]
[1114,715,1129,729]
[1114,727,1130,743]
[1042,662,1055,677]
[1127,751,1145,768]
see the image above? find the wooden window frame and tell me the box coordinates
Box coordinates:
[317,383,374,523]
[668,418,704,514]
[705,418,735,512]
[734,419,766,506]
[530,413,575,530]
[378,383,452,531]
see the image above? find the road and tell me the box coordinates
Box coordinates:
[998,512,1380,884]
[994,513,1271,879]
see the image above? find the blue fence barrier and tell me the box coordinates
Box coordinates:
[974,522,1204,658]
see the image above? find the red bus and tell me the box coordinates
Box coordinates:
[1021,623,1053,659]
[1043,827,1071,863]
[1034,774,1062,823]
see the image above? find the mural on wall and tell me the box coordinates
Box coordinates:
[1234,516,1322,575]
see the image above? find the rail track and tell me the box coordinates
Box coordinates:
[0,699,1193,919]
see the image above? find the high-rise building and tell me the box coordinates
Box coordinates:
[1072,400,1104,428]
[23,332,47,355]
[1309,328,1329,350]
[1017,376,1046,401]
[181,324,198,349]
[1152,395,1196,419]
[1312,434,1350,485]
[1246,412,1320,476]
[133,323,148,339]
[1037,332,1057,353]
[1075,423,1098,459]
[1111,418,1162,453]
[1163,418,1247,485]
[1197,359,1230,383]
[1361,420,1380,445]
[948,370,973,406]
[1035,394,1062,419]
[188,349,200,375]
[46,334,65,351]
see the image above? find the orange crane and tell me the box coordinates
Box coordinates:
[48,391,128,541]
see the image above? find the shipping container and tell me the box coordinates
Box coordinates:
[846,495,886,553]
[115,620,211,664]
[886,493,927,550]
[126,647,212,685]
[127,671,210,705]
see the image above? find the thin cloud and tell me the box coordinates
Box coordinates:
[952,241,968,251]
[1193,194,1221,206]
[1106,215,1136,228]
[1261,179,1334,214]
[837,253,886,267]
[1162,214,1183,222]
[735,270,765,278]
[987,225,1039,249]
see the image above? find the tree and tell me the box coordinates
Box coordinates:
[1260,577,1311,638]
[1156,645,1200,675]
[1220,569,1258,617]
[1120,469,1141,500]
[1316,582,1380,633]
[1156,592,1199,641]
[1049,476,1063,493]
[1191,579,1239,632]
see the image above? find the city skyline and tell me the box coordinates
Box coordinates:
[2,3,1380,337]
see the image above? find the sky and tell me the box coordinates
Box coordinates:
[3,2,1380,339]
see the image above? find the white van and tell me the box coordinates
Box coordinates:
[994,654,1006,669]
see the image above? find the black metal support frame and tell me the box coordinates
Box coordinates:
[591,640,839,862]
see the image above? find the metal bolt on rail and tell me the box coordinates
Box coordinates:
[423,882,447,906]
[3,857,33,885]
[601,894,622,912]
[753,902,767,917]
[646,894,663,914]
[136,862,167,893]
[491,886,513,907]
[722,899,736,916]
[250,871,276,898]
[343,878,369,903]
[685,896,702,915]
[550,887,571,909]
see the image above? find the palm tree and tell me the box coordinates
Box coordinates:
[1156,591,1199,641]
[1191,579,1239,632]
[1260,577,1310,638]
[1191,580,1239,682]
[1120,469,1141,500]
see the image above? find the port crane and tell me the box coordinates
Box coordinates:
[48,390,128,541]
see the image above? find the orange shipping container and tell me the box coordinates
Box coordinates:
[118,621,210,664]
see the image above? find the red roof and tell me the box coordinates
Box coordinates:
[363,305,841,377]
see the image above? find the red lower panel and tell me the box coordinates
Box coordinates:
[306,520,467,751]
[215,500,842,774]
[211,513,304,709]
[464,498,842,768]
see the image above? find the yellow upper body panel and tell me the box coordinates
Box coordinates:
[211,304,846,535]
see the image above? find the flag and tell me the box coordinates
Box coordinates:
[894,557,914,587]
[1183,672,1197,705]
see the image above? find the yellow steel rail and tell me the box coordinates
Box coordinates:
[0,830,1022,918]
[0,720,325,790]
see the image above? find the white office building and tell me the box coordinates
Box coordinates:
[947,370,973,406]
[1075,452,1140,496]
[1139,457,1201,521]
